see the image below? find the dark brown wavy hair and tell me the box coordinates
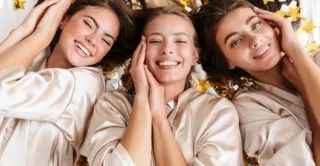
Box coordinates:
[37,0,143,70]
[194,0,300,80]
[194,0,253,79]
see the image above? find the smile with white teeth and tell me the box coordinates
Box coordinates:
[255,46,269,58]
[76,42,91,57]
[158,61,179,66]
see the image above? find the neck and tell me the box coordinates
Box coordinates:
[163,80,186,103]
[250,63,295,94]
[46,44,73,69]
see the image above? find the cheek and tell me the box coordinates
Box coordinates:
[262,26,277,39]
[223,47,246,65]
[145,46,158,61]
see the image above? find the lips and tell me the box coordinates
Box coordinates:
[75,41,92,57]
[156,59,181,69]
[253,44,270,59]
[158,61,179,66]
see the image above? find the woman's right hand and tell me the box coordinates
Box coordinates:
[130,37,149,95]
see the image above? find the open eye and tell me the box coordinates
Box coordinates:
[252,21,261,30]
[230,39,242,48]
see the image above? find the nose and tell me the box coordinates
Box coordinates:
[250,35,262,49]
[85,33,97,46]
[161,42,173,55]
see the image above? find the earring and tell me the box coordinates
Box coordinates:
[228,63,235,70]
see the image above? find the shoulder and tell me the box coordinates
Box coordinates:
[232,88,268,104]
[94,91,134,117]
[185,88,237,118]
[70,67,105,96]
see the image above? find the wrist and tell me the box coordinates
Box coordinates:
[13,26,29,38]
[135,92,148,100]
[152,116,168,129]
[285,43,307,60]
[29,32,52,48]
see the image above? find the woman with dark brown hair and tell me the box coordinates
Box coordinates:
[81,3,244,166]
[195,0,320,165]
[0,0,140,165]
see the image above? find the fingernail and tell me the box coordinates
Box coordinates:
[141,36,145,41]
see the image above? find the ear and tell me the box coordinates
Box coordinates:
[60,16,70,29]
[273,28,280,36]
[192,48,199,65]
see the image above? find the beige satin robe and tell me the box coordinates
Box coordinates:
[81,88,244,166]
[0,49,105,166]
[232,50,320,166]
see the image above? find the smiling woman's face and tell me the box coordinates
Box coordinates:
[57,6,120,67]
[215,7,281,75]
[144,14,198,85]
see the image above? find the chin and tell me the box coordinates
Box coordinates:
[69,59,90,67]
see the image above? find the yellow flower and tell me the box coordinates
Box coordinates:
[263,0,274,5]
[195,79,211,92]
[302,20,317,33]
[13,0,25,10]
[287,7,300,20]
[179,0,190,7]
[307,41,320,53]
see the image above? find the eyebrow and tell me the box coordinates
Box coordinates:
[224,15,258,45]
[84,15,115,42]
[148,32,189,37]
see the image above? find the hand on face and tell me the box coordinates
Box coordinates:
[130,37,149,95]
[144,65,167,125]
[32,0,72,43]
[281,56,305,94]
[253,7,301,58]
[130,37,167,124]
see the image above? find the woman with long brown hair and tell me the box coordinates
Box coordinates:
[196,0,320,165]
[0,0,140,165]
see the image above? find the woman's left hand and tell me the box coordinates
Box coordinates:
[33,0,72,44]
[253,7,302,57]
[144,65,167,125]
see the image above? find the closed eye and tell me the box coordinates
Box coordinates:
[175,40,187,43]
[149,40,161,44]
[102,38,111,46]
[84,20,93,29]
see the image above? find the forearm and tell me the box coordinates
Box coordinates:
[0,27,30,54]
[288,46,320,125]
[300,93,320,165]
[120,94,152,166]
[0,33,48,70]
[152,120,187,166]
